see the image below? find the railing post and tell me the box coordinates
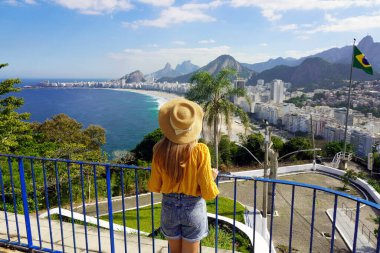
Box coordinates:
[18,158,33,248]
[352,201,360,252]
[106,165,115,253]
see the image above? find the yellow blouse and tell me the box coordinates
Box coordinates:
[147,143,220,200]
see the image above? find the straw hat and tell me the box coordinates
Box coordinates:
[158,98,204,144]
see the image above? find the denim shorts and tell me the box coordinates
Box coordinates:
[161,193,208,242]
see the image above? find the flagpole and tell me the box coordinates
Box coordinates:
[340,38,356,170]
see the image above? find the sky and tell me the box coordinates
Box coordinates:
[1,0,380,79]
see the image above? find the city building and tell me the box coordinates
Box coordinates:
[270,79,285,104]
[350,129,380,157]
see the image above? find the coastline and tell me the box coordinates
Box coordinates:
[113,88,248,141]
[112,88,182,108]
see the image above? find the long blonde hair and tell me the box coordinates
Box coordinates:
[153,137,197,183]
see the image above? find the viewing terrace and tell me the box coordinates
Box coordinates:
[0,153,379,253]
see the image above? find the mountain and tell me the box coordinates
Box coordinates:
[122,70,146,83]
[246,35,380,73]
[146,63,178,81]
[158,55,255,83]
[145,61,200,81]
[309,36,380,71]
[175,60,199,75]
[242,57,299,72]
[251,57,380,91]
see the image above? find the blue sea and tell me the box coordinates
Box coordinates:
[13,79,160,157]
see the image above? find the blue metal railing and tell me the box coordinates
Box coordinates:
[0,153,379,253]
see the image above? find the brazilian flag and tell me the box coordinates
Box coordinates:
[353,46,373,75]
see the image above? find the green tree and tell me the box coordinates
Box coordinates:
[233,133,264,166]
[271,136,284,152]
[323,141,353,157]
[0,64,32,153]
[218,135,238,166]
[284,94,308,108]
[186,68,250,169]
[340,169,358,191]
[281,137,313,161]
[33,113,106,161]
[132,128,163,162]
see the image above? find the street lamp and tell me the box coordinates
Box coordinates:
[235,141,322,213]
[278,148,322,161]
[236,131,322,243]
[235,143,263,166]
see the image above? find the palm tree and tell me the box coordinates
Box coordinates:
[186,68,250,169]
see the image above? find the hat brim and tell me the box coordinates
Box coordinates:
[158,98,204,144]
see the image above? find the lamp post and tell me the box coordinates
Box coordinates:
[235,143,263,166]
[236,136,322,242]
[277,148,322,161]
[236,140,321,214]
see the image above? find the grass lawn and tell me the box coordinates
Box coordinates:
[100,196,245,233]
[100,196,250,252]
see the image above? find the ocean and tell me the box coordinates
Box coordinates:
[13,79,160,157]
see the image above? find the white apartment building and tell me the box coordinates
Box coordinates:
[254,103,285,125]
[283,113,310,133]
[334,108,355,126]
[310,114,330,137]
[322,123,348,142]
[257,79,265,86]
[270,79,285,104]
[351,129,380,157]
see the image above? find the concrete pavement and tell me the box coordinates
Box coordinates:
[326,208,376,252]
[0,211,235,253]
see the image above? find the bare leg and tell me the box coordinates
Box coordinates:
[182,240,200,253]
[168,238,182,253]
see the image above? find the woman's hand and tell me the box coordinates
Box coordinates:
[211,168,219,180]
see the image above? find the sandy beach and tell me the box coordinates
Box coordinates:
[112,88,181,108]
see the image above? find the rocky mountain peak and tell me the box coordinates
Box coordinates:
[175,60,199,75]
[163,63,172,70]
[123,70,146,83]
[358,35,374,50]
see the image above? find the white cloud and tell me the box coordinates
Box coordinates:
[198,39,216,44]
[229,0,379,21]
[284,47,329,58]
[53,0,133,15]
[138,0,174,7]
[259,43,268,47]
[306,13,380,33]
[4,0,19,5]
[278,24,298,32]
[123,1,221,28]
[4,0,36,5]
[172,40,186,45]
[108,46,232,73]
